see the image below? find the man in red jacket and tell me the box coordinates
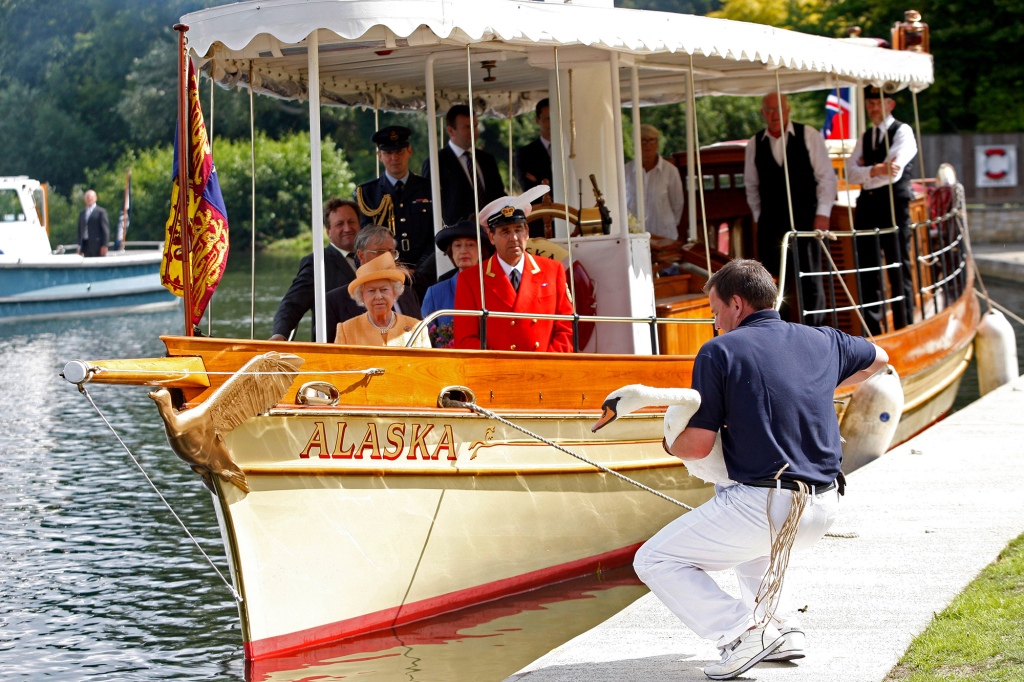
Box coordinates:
[454,188,574,352]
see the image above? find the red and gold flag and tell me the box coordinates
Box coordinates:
[161,59,230,326]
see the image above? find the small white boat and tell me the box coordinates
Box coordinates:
[0,176,179,323]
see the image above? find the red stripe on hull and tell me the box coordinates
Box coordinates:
[243,542,643,660]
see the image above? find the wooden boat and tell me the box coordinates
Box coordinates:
[0,176,178,322]
[62,0,976,662]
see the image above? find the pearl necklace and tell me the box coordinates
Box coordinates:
[369,311,397,336]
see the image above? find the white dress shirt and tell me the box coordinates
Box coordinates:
[624,156,685,240]
[448,140,484,188]
[846,115,918,190]
[495,254,525,284]
[743,121,837,221]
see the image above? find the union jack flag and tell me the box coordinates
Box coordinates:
[823,87,853,140]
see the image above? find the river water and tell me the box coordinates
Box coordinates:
[1,254,1020,681]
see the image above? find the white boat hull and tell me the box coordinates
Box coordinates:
[212,409,710,659]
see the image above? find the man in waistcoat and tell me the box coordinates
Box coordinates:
[354,125,436,299]
[743,93,836,323]
[847,85,919,335]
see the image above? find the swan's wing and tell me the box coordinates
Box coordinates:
[207,352,305,434]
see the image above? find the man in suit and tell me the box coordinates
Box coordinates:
[325,225,422,342]
[355,125,436,299]
[743,93,836,324]
[514,98,553,237]
[270,198,362,341]
[77,190,109,257]
[454,189,574,353]
[422,104,505,227]
[847,85,919,335]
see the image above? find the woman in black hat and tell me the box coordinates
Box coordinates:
[420,220,492,347]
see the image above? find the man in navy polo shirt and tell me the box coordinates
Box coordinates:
[634,259,886,680]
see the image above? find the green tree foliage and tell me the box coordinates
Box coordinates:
[710,0,1024,133]
[52,132,352,252]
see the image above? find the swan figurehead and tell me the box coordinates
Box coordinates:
[592,384,732,484]
[149,351,305,494]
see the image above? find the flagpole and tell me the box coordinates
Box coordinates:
[174,23,195,336]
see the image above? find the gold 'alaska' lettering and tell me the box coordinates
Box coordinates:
[432,424,457,461]
[299,421,330,459]
[407,424,434,460]
[299,421,459,461]
[383,423,405,460]
[332,422,355,459]
[356,424,382,460]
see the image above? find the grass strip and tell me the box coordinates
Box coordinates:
[885,532,1024,681]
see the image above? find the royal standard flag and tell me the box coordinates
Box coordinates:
[161,59,229,326]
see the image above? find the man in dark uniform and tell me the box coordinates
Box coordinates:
[270,198,362,341]
[514,98,553,238]
[421,104,504,227]
[847,85,919,335]
[354,125,436,299]
[632,259,886,680]
[743,93,836,323]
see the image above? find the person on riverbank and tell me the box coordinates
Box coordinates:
[454,188,574,353]
[77,190,109,258]
[847,85,919,335]
[635,259,886,680]
[324,225,422,343]
[354,125,435,299]
[333,252,430,348]
[270,198,361,342]
[744,93,836,323]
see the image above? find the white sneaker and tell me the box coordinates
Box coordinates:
[763,626,806,662]
[703,624,784,680]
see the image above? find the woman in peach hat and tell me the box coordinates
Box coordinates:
[334,252,430,347]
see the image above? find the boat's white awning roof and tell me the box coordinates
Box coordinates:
[183,0,933,115]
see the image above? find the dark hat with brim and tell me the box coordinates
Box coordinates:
[435,219,481,252]
[372,125,413,151]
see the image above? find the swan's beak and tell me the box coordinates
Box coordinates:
[591,398,620,432]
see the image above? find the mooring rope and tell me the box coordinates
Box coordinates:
[441,397,694,511]
[76,384,242,603]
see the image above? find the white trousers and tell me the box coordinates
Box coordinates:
[634,482,839,648]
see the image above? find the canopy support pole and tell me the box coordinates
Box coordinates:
[685,78,697,242]
[630,63,645,233]
[307,30,327,344]
[425,56,443,236]
[609,52,628,239]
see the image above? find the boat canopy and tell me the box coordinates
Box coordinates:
[183,0,934,116]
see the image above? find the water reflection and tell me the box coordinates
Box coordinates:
[250,567,645,682]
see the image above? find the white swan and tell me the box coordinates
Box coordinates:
[592,384,732,484]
